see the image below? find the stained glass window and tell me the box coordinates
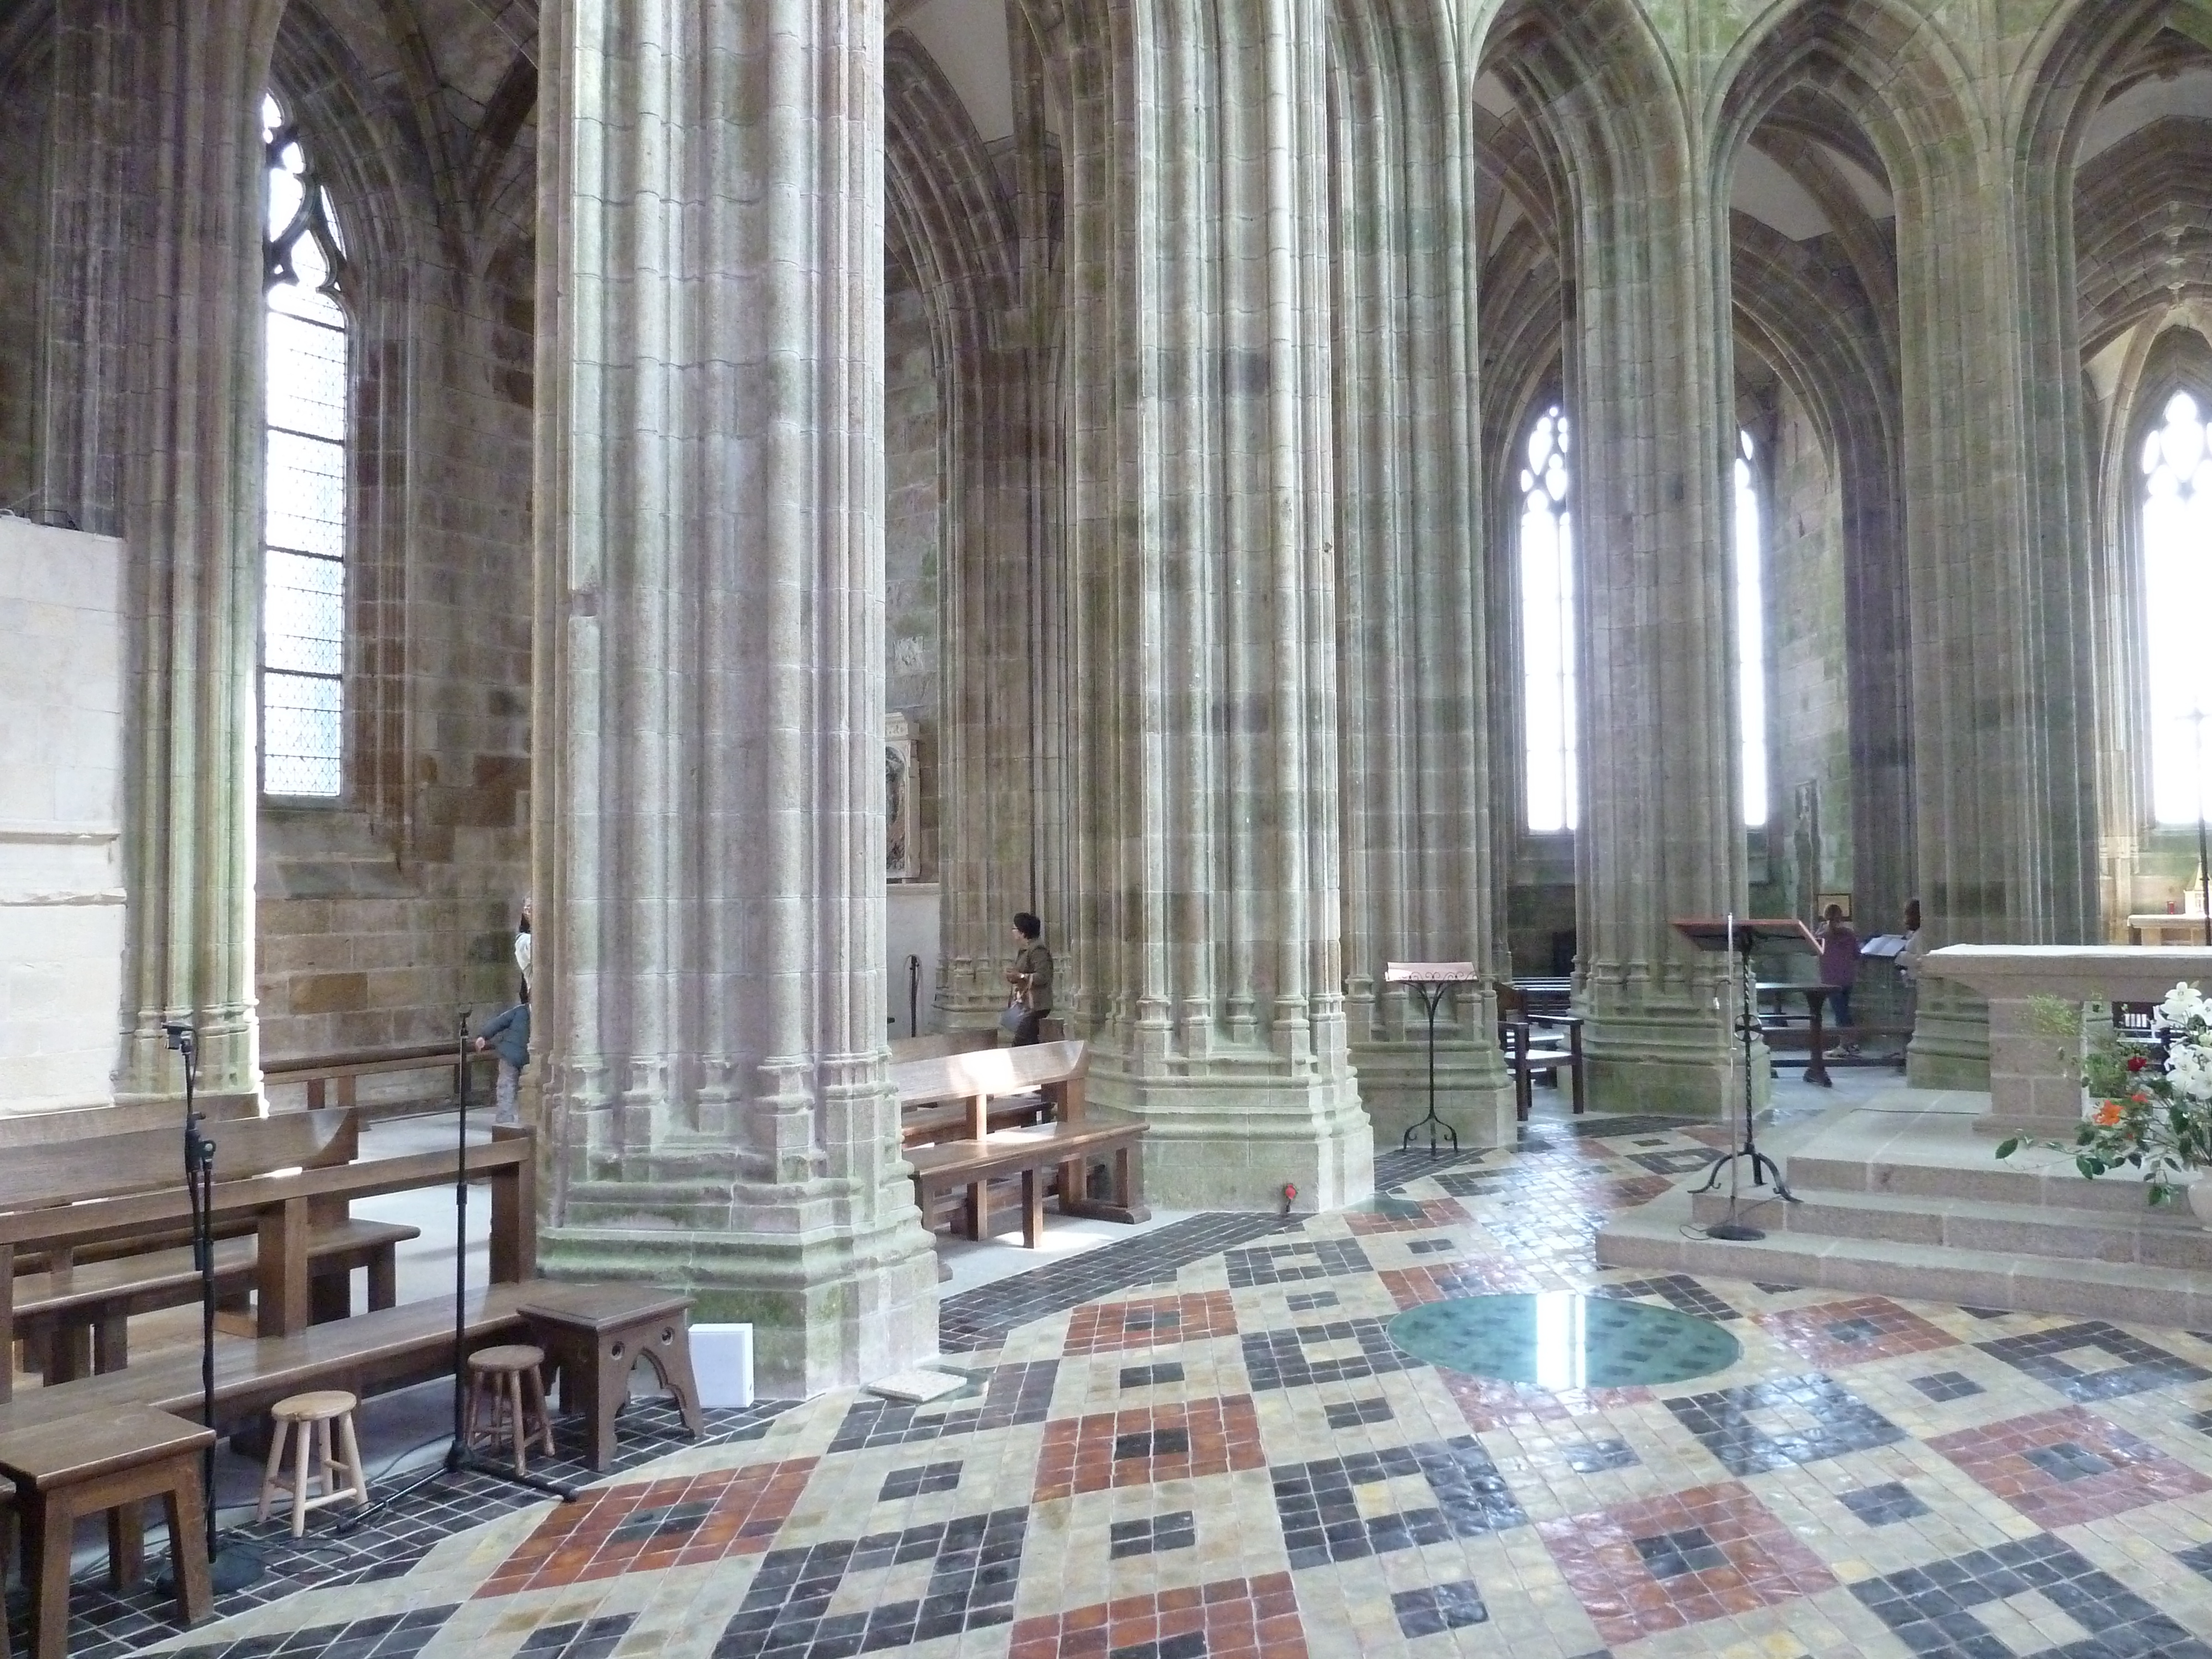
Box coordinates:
[1735,431,1770,828]
[261,91,348,798]
[1521,406,1577,832]
[2145,390,2212,824]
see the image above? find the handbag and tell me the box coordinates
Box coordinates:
[999,999,1025,1034]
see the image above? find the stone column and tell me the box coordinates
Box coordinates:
[1330,2,1515,1146]
[535,0,938,1395]
[1897,126,2100,1088]
[1057,0,1371,1211]
[38,1,275,1104]
[1496,22,1746,1115]
[883,26,1057,1033]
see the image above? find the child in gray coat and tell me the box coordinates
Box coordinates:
[475,992,530,1127]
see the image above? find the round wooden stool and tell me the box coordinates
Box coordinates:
[466,1344,556,1474]
[257,1390,368,1537]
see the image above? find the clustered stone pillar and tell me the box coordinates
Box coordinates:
[535,0,938,1395]
[1898,117,2100,1088]
[1493,19,1747,1115]
[1056,0,1373,1209]
[34,0,273,1105]
[1330,3,1515,1146]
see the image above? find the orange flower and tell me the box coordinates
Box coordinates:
[2093,1100,2125,1128]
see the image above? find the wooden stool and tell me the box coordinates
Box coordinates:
[466,1343,555,1474]
[0,1406,212,1659]
[257,1390,368,1536]
[519,1286,704,1471]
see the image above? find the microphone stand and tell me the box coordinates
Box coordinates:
[161,1021,264,1592]
[337,1008,575,1531]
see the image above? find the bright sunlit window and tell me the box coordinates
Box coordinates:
[1521,406,1577,832]
[2147,390,2212,823]
[1734,431,1769,828]
[261,91,349,799]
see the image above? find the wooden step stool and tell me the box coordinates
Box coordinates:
[258,1390,368,1536]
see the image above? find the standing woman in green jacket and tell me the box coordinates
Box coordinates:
[1006,912,1053,1047]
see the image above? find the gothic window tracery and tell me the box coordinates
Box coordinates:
[1735,430,1769,828]
[1520,405,1577,832]
[260,90,349,799]
[2144,389,2212,825]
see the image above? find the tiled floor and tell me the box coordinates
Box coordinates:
[54,1104,2212,1656]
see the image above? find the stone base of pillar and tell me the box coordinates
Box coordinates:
[1908,982,1991,1091]
[1349,1040,1516,1149]
[1093,1069,1373,1212]
[541,1188,940,1400]
[1581,997,1757,1119]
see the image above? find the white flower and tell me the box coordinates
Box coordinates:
[2156,982,2211,1036]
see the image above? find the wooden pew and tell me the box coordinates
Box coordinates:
[890,1039,1090,1142]
[264,1041,495,1114]
[887,1031,996,1063]
[0,1130,534,1402]
[907,1115,1149,1246]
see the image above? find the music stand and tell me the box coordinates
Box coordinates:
[1385,962,1478,1155]
[1669,916,1811,1237]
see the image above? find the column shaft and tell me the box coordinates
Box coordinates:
[535,0,937,1396]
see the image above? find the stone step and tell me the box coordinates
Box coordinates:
[1686,1184,2212,1272]
[1597,1183,2212,1328]
[1781,1145,2177,1216]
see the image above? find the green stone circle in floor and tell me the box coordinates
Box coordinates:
[1387,1292,1742,1389]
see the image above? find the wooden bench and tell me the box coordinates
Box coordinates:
[907,1114,1149,1247]
[888,1031,997,1063]
[264,1041,495,1115]
[17,1215,419,1384]
[0,1130,535,1402]
[1502,1015,1584,1120]
[890,1039,1090,1142]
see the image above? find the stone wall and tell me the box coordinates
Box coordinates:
[0,521,123,1112]
[0,43,44,512]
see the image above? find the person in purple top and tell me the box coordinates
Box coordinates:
[1817,903,1861,1035]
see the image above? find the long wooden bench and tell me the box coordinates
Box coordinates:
[17,1217,418,1384]
[890,1040,1090,1142]
[0,1130,534,1402]
[264,1041,495,1115]
[907,1115,1149,1247]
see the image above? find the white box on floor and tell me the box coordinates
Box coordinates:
[692,1323,754,1407]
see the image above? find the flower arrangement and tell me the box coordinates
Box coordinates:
[1996,982,2212,1206]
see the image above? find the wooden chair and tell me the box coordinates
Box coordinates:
[257,1389,368,1535]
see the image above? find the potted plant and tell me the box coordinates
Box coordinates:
[1997,981,2212,1219]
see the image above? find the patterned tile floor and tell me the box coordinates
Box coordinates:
[50,1108,2212,1656]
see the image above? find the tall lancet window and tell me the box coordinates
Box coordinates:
[260,91,349,798]
[2145,390,2212,824]
[1734,431,1770,827]
[1521,406,1578,832]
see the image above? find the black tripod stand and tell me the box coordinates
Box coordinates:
[337,1010,575,1532]
[160,1022,265,1592]
[1682,919,1796,1236]
[1385,962,1478,1155]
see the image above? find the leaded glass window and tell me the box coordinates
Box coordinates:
[1521,406,1577,832]
[261,91,348,799]
[1735,430,1770,828]
[2145,390,2212,824]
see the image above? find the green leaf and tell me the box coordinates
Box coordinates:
[1995,1137,2021,1159]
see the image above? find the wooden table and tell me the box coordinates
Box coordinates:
[518,1284,703,1470]
[0,1406,213,1659]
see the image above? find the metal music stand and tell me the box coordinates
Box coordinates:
[1669,916,1813,1237]
[1385,962,1478,1155]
